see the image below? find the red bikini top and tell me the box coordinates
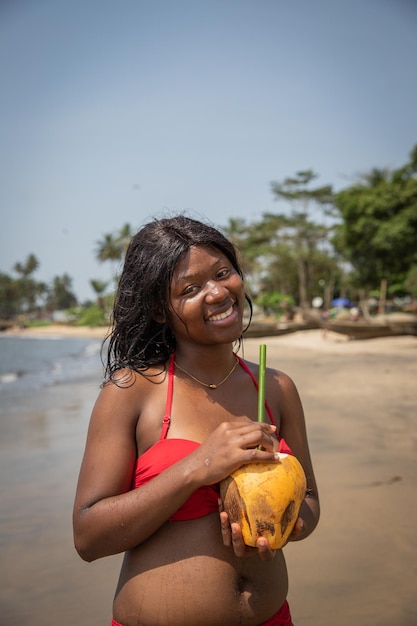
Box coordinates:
[133,354,291,521]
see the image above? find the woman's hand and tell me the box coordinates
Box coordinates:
[219,510,276,561]
[193,419,279,486]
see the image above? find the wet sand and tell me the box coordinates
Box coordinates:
[1,329,416,625]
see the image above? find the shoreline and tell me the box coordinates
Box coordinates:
[2,323,110,340]
[4,322,417,355]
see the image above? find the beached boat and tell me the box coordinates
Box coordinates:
[244,319,319,338]
[0,320,16,332]
[324,313,417,340]
[386,313,417,336]
[324,319,393,340]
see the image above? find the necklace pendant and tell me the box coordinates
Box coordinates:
[209,383,217,389]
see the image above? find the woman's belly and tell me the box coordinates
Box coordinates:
[113,513,288,626]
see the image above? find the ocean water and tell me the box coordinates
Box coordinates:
[0,334,104,400]
[0,333,119,624]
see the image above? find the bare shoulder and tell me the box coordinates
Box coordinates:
[102,363,168,392]
[238,356,297,394]
[272,368,300,396]
[92,364,168,427]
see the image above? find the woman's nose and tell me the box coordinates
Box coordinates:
[205,280,227,301]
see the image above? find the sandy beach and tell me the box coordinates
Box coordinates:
[1,326,416,625]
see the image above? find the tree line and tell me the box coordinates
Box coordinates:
[225,145,417,315]
[1,145,416,324]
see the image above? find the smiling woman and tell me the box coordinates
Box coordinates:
[72,214,320,626]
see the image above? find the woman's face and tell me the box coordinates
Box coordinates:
[168,245,245,347]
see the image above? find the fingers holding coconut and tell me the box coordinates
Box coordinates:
[220,514,276,561]
[231,420,278,456]
[221,419,277,451]
[231,522,248,558]
[232,523,276,561]
[230,521,262,559]
[194,421,279,486]
[256,536,277,561]
[219,508,232,548]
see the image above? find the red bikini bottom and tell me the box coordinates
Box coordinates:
[111,599,293,626]
[261,600,293,625]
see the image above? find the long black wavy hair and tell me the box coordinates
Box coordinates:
[103,215,252,381]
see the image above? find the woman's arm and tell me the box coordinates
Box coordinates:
[72,377,203,561]
[276,370,320,541]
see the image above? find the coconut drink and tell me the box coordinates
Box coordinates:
[220,345,306,549]
[220,453,306,548]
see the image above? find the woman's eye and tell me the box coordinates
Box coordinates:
[217,268,230,279]
[183,284,199,296]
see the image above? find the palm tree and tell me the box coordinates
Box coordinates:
[13,254,42,315]
[47,274,77,310]
[95,233,123,286]
[95,224,134,289]
[90,279,109,312]
[118,223,134,253]
[13,253,39,278]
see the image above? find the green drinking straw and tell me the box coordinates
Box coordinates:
[257,344,267,423]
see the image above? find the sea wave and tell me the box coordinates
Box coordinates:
[0,371,20,384]
[0,335,103,396]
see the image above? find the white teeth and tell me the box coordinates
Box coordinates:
[209,306,233,321]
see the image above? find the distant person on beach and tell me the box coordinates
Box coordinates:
[73,215,320,626]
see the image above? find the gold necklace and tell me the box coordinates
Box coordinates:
[174,355,239,389]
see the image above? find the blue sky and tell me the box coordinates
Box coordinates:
[1,0,416,301]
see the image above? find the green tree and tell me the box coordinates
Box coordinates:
[118,223,134,253]
[0,273,20,319]
[95,223,133,288]
[405,265,417,298]
[261,212,339,308]
[12,254,44,315]
[95,233,122,277]
[90,278,109,313]
[332,145,417,294]
[46,274,77,311]
[224,208,341,309]
[223,217,268,293]
[269,170,334,308]
[13,253,39,277]
[271,170,333,207]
